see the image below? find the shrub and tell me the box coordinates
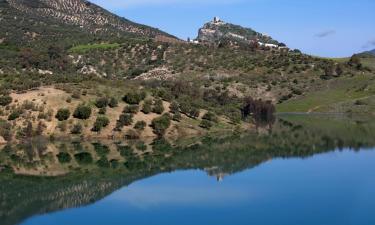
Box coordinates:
[116,113,133,129]
[123,105,139,114]
[153,99,164,114]
[0,95,12,106]
[122,91,146,104]
[58,121,67,132]
[92,116,110,132]
[200,119,213,129]
[108,97,118,108]
[98,107,106,115]
[8,110,21,121]
[55,108,70,121]
[97,157,110,168]
[95,97,109,108]
[71,90,81,99]
[134,121,146,130]
[202,112,218,123]
[170,101,179,113]
[71,123,82,134]
[57,152,72,164]
[73,105,92,120]
[142,99,153,114]
[74,152,93,165]
[151,114,171,136]
[125,129,140,139]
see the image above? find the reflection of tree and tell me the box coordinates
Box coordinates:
[1,114,375,225]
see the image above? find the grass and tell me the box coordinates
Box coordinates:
[69,43,120,53]
[277,74,375,113]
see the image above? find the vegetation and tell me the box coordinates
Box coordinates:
[55,108,70,121]
[92,116,110,132]
[151,114,171,136]
[73,105,92,120]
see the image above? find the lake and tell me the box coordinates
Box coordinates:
[1,114,375,225]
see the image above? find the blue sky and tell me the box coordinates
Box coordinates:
[91,0,375,57]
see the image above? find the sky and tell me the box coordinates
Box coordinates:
[90,0,375,57]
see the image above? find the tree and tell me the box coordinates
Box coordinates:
[202,111,218,123]
[74,152,93,165]
[170,101,180,114]
[95,97,109,108]
[57,152,72,164]
[122,91,146,104]
[348,54,362,69]
[116,113,133,129]
[55,108,70,121]
[108,97,118,108]
[0,95,12,106]
[71,123,83,134]
[92,116,110,132]
[151,114,171,136]
[200,119,213,129]
[142,99,153,114]
[134,121,147,130]
[123,105,139,114]
[153,99,165,114]
[73,105,92,120]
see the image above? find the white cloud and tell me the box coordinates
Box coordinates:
[90,0,243,9]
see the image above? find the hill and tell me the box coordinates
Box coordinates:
[0,0,178,48]
[196,17,281,47]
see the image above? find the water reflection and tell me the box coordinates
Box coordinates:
[1,114,375,225]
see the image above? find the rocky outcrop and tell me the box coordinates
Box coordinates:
[196,17,279,46]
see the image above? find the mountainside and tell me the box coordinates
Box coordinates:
[0,0,177,47]
[196,17,280,46]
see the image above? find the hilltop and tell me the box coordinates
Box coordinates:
[0,0,178,48]
[194,17,281,48]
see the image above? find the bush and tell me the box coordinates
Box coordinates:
[74,152,93,165]
[57,152,72,164]
[0,95,12,106]
[153,99,164,114]
[55,108,70,121]
[116,113,133,129]
[170,101,179,113]
[8,110,21,121]
[98,107,106,115]
[200,119,213,129]
[151,114,171,136]
[92,116,110,132]
[125,129,140,139]
[142,99,153,114]
[108,97,118,108]
[122,91,146,104]
[71,123,82,134]
[123,105,139,114]
[95,97,109,108]
[97,157,110,168]
[73,105,92,120]
[202,112,218,123]
[134,121,147,130]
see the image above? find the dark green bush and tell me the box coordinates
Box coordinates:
[0,95,12,106]
[134,121,147,130]
[95,97,109,108]
[71,123,83,134]
[142,99,153,114]
[73,105,92,120]
[108,97,118,108]
[200,119,213,129]
[92,116,110,132]
[8,110,21,121]
[153,99,164,114]
[57,152,72,164]
[55,108,70,121]
[122,91,146,104]
[74,152,93,165]
[151,114,171,136]
[202,111,218,123]
[123,105,139,114]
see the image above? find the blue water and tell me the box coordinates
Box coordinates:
[21,149,375,225]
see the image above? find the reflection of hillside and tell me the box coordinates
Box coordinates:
[1,115,375,225]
